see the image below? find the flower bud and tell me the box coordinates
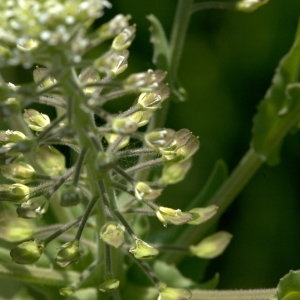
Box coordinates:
[127,111,152,127]
[111,117,138,134]
[10,239,44,264]
[55,240,81,267]
[16,196,48,219]
[187,205,218,225]
[144,129,176,149]
[134,182,162,201]
[99,277,120,292]
[137,85,169,111]
[79,66,100,96]
[156,207,193,226]
[35,145,66,175]
[189,231,232,259]
[158,284,192,300]
[0,183,30,203]
[129,239,159,260]
[59,286,75,297]
[105,133,130,150]
[23,109,50,132]
[112,26,136,51]
[123,69,166,92]
[159,159,192,185]
[100,222,125,248]
[0,161,35,183]
[33,67,56,89]
[236,0,269,12]
[0,130,27,144]
[97,14,131,40]
[60,185,84,207]
[94,50,129,76]
[1,217,34,242]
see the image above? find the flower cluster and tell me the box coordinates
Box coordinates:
[0,1,231,299]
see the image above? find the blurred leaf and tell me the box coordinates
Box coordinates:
[153,260,195,288]
[277,270,300,300]
[251,20,300,165]
[196,273,220,290]
[147,14,169,69]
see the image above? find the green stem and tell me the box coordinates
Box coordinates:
[191,2,235,14]
[0,262,79,286]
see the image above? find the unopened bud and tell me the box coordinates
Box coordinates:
[1,217,34,242]
[105,134,130,150]
[187,205,218,225]
[134,182,162,201]
[60,185,84,207]
[112,26,136,51]
[55,240,81,267]
[156,206,193,226]
[158,284,192,300]
[189,231,232,259]
[144,129,175,149]
[127,111,152,127]
[100,222,125,248]
[112,117,138,134]
[23,109,50,132]
[0,183,30,203]
[10,239,44,264]
[99,277,120,292]
[0,161,35,182]
[33,67,57,89]
[159,159,192,185]
[123,69,166,92]
[59,286,75,297]
[0,130,26,144]
[96,152,117,170]
[137,85,169,111]
[16,196,48,219]
[129,239,159,260]
[236,0,269,12]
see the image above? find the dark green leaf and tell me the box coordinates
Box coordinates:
[251,20,300,165]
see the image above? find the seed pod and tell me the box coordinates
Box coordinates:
[10,239,44,264]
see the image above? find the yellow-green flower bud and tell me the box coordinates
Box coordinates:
[0,161,35,183]
[112,26,136,51]
[60,185,83,207]
[187,205,218,225]
[145,129,176,149]
[112,117,138,134]
[23,109,50,132]
[16,196,48,219]
[105,133,130,150]
[33,67,57,89]
[236,0,269,12]
[94,50,129,76]
[123,70,166,92]
[127,111,152,127]
[159,160,192,185]
[55,240,81,267]
[156,207,193,226]
[99,278,120,292]
[189,231,232,259]
[79,66,100,96]
[129,239,159,260]
[0,183,30,203]
[100,222,125,248]
[134,182,162,201]
[137,85,169,111]
[158,284,192,300]
[0,130,27,144]
[10,239,44,264]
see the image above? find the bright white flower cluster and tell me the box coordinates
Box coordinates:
[0,0,111,67]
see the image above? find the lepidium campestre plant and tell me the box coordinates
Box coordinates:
[0,0,220,299]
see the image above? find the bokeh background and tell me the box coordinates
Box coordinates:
[2,0,300,292]
[108,0,300,290]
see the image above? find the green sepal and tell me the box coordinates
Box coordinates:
[277,270,300,300]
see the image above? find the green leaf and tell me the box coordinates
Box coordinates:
[153,260,195,288]
[277,270,300,300]
[251,20,300,165]
[147,14,169,69]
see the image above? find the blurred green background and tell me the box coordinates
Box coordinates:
[108,0,300,290]
[2,0,300,292]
